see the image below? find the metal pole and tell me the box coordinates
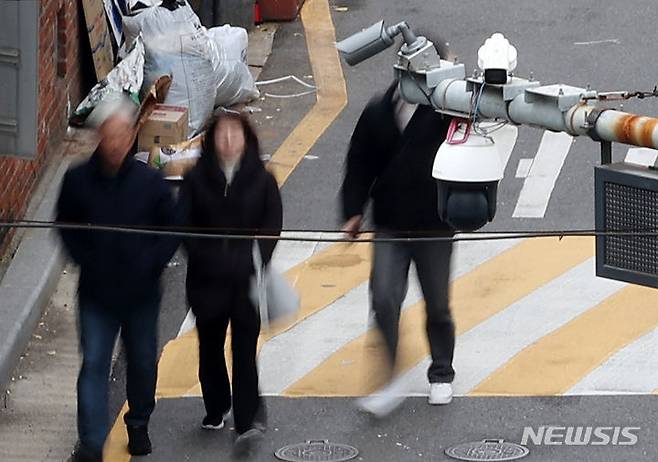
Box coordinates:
[401,74,658,151]
[600,141,613,165]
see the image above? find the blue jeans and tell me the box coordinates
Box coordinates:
[77,296,160,455]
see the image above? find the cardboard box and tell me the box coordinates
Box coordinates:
[148,134,203,179]
[138,104,188,151]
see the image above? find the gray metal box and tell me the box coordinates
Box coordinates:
[595,162,658,288]
[0,0,38,159]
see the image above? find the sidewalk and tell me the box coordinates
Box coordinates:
[0,126,97,390]
[0,265,79,461]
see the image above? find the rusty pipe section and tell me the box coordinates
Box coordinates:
[593,111,658,149]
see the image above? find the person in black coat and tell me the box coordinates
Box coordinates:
[340,37,458,417]
[57,104,180,462]
[180,112,282,456]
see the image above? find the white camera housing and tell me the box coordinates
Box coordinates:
[477,33,517,84]
[432,127,503,182]
[432,123,504,231]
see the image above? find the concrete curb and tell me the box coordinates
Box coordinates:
[0,158,72,390]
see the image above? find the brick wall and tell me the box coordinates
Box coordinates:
[0,0,87,257]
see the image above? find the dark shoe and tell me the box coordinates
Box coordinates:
[127,425,152,456]
[201,414,225,430]
[68,443,102,462]
[233,428,264,459]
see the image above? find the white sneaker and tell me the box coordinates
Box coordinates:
[428,382,453,405]
[201,410,231,430]
[233,428,264,458]
[355,382,406,418]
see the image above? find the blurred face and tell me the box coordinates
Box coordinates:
[215,118,246,163]
[97,115,136,174]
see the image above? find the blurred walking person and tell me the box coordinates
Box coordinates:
[340,37,457,417]
[180,112,282,458]
[57,99,181,461]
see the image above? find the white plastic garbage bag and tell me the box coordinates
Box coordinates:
[250,242,300,329]
[207,25,260,108]
[71,37,145,125]
[123,2,217,136]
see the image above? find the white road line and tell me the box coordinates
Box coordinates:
[259,239,520,394]
[515,158,533,178]
[567,327,658,395]
[395,259,626,396]
[574,39,620,46]
[491,124,518,173]
[513,131,574,218]
[272,232,328,273]
[625,147,658,167]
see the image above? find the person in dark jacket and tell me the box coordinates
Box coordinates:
[58,103,180,462]
[341,38,457,417]
[180,112,282,457]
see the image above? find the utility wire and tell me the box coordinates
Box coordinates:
[4,220,658,244]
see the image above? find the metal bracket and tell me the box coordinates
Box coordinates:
[585,107,611,141]
[584,108,614,164]
[600,141,613,165]
[0,117,18,134]
[525,84,588,111]
[466,76,541,101]
[0,48,19,66]
[396,40,441,73]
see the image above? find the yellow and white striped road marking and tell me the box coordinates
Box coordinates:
[470,284,658,396]
[398,258,626,396]
[283,237,595,396]
[257,238,520,395]
[161,239,372,399]
[569,326,658,395]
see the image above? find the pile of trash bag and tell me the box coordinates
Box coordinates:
[123,0,259,136]
[73,0,259,138]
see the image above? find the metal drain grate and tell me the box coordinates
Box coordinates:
[275,440,359,462]
[445,439,530,461]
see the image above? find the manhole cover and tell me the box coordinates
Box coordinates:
[275,440,359,462]
[445,439,530,461]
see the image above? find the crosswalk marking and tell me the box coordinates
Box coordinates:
[568,326,658,395]
[624,147,658,167]
[258,239,519,395]
[175,232,340,339]
[471,284,658,396]
[513,131,574,218]
[397,258,625,396]
[156,239,373,398]
[283,237,594,396]
[515,158,533,178]
[492,124,519,173]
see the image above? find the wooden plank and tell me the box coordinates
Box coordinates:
[81,0,114,81]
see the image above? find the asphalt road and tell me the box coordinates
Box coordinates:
[108,1,658,461]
